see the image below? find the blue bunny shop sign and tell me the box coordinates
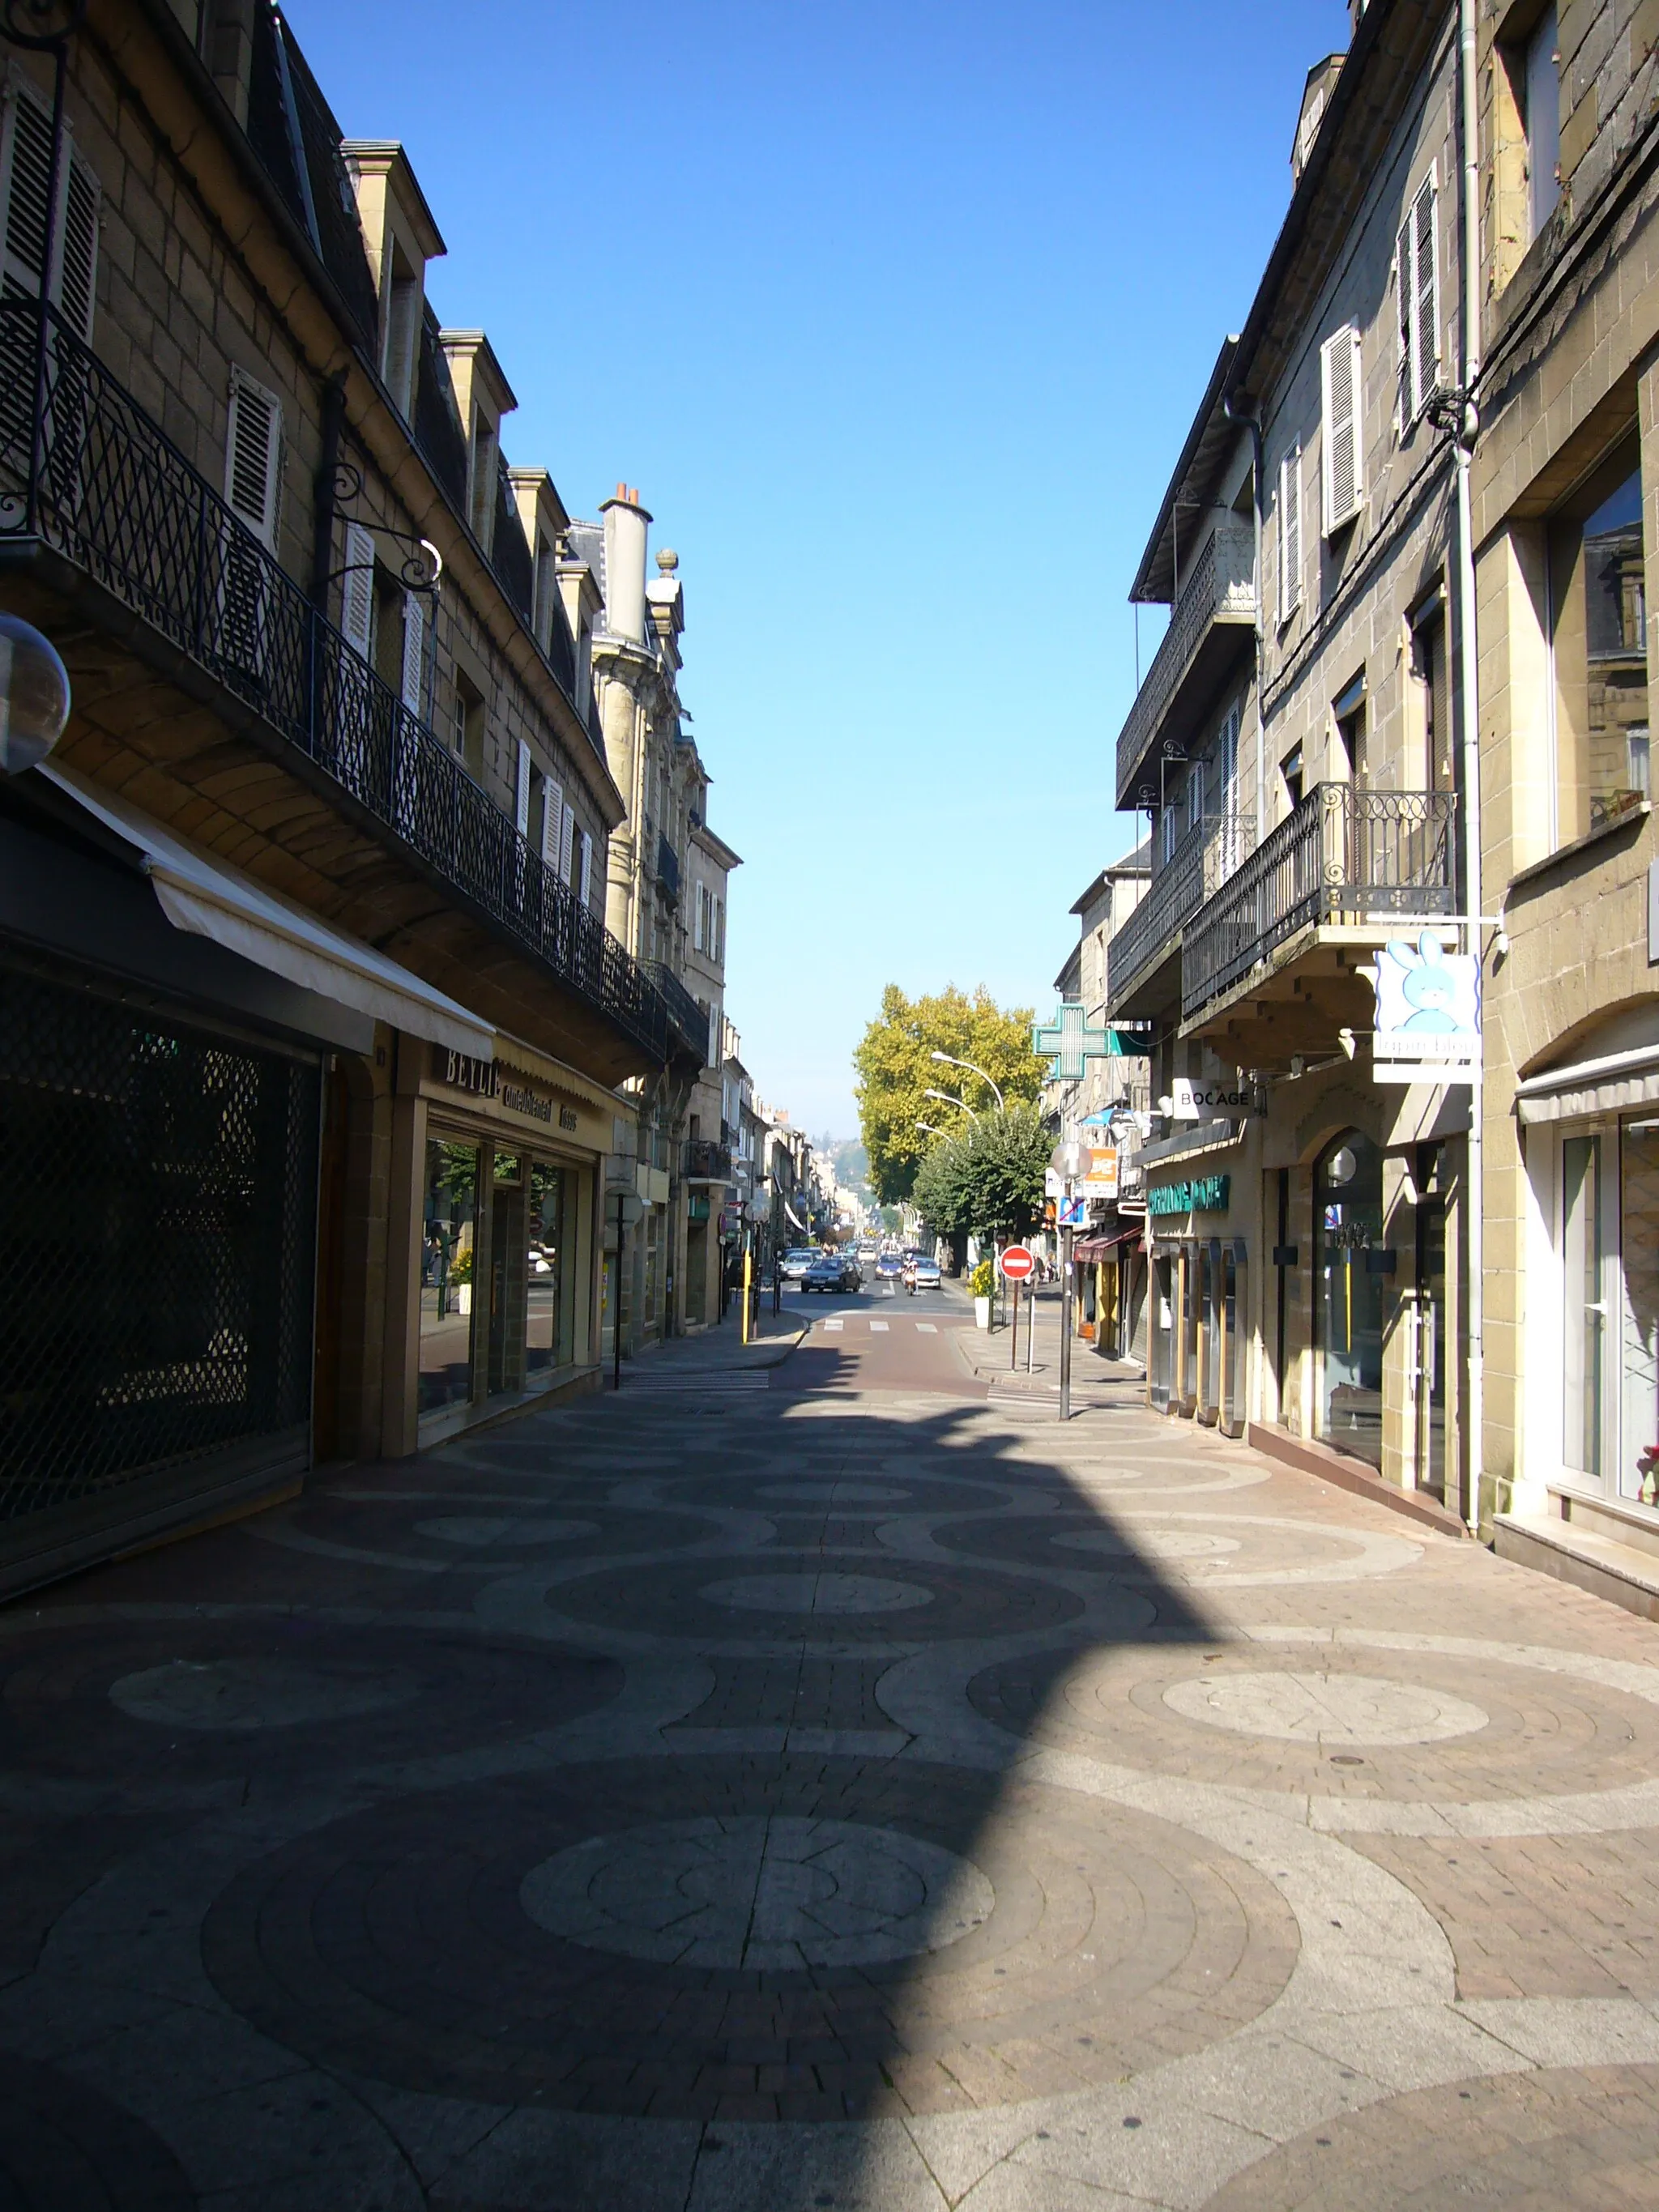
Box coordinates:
[1368,932,1481,1085]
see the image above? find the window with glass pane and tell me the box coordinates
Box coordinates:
[1550,445,1648,841]
[1620,1121,1659,1502]
[420,1137,480,1413]
[1562,1132,1606,1478]
[527,1163,574,1379]
[1313,1132,1384,1468]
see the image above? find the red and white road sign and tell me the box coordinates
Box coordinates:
[999,1245,1035,1281]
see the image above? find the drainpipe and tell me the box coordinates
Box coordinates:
[1223,387,1267,838]
[1224,385,1266,1430]
[1455,0,1484,1534]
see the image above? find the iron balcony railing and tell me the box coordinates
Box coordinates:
[0,302,673,1063]
[1115,512,1257,808]
[1181,782,1457,1017]
[684,1137,733,1181]
[1106,811,1256,1012]
[646,961,710,1061]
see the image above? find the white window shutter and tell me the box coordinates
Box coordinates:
[578,829,593,907]
[1320,324,1363,535]
[514,739,531,837]
[1412,172,1440,419]
[1395,213,1414,430]
[399,591,424,713]
[225,369,282,548]
[1277,447,1301,621]
[0,84,52,300]
[542,778,563,865]
[58,148,97,339]
[339,521,374,657]
[561,799,575,883]
[693,884,705,952]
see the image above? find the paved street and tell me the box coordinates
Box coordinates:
[9,1292,1659,2209]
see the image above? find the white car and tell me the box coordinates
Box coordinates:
[778,1247,818,1281]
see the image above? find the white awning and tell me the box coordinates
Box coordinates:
[1514,1041,1659,1125]
[41,765,494,1061]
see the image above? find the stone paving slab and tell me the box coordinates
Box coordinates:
[10,1368,1659,2206]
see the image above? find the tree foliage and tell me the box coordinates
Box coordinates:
[853,985,1042,1205]
[911,1104,1050,1244]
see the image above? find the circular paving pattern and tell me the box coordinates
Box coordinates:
[201,1754,1298,2118]
[1204,2063,1659,2210]
[546,1552,1096,1645]
[757,1481,915,1506]
[520,1813,994,1968]
[937,1510,1418,1584]
[699,1571,935,1616]
[0,1621,624,1780]
[1161,1670,1491,1747]
[966,1641,1659,1801]
[414,1515,601,1547]
[109,1655,424,1732]
[0,2053,194,2209]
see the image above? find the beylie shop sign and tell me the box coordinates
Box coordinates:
[437,1049,580,1132]
[1146,1174,1231,1217]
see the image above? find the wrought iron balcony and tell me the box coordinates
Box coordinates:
[1115,512,1257,809]
[645,961,710,1062]
[0,301,674,1064]
[684,1137,733,1181]
[1105,812,1256,1013]
[1181,783,1457,1018]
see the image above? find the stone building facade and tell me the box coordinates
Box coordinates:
[0,0,689,1594]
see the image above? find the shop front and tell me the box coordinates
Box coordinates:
[1516,1028,1659,1536]
[1144,1171,1247,1436]
[392,1038,621,1449]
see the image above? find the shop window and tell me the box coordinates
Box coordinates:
[1621,1121,1659,1502]
[1411,608,1452,791]
[1313,1130,1384,1468]
[527,1162,574,1378]
[1548,441,1648,843]
[420,1137,480,1413]
[1562,1119,1659,1502]
[1150,1255,1174,1409]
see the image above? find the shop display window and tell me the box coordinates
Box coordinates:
[1563,1119,1659,1504]
[420,1137,480,1413]
[527,1163,574,1378]
[1314,1131,1384,1468]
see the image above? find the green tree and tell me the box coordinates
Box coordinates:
[912,1104,1050,1245]
[853,985,1042,1204]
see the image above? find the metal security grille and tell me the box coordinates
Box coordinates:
[0,967,318,1526]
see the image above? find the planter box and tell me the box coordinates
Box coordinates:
[975,1296,992,1330]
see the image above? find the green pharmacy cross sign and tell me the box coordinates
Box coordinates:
[1033,1001,1138,1082]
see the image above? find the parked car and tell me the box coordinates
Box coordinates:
[910,1254,941,1290]
[778,1247,818,1282]
[874,1251,904,1280]
[803,1254,845,1294]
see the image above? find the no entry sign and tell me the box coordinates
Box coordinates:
[999,1245,1034,1281]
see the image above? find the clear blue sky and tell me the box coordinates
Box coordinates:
[285,0,1350,1136]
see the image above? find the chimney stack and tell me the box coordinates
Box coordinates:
[599,484,651,643]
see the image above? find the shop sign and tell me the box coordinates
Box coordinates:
[1146,1174,1231,1217]
[1367,933,1481,1085]
[437,1046,578,1130]
[1171,1077,1265,1120]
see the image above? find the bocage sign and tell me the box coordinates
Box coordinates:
[1171,1077,1265,1120]
[1145,1174,1231,1217]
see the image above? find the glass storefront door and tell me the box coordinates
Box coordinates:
[1562,1132,1607,1481]
[1314,1132,1384,1468]
[420,1136,480,1413]
[1620,1119,1659,1502]
[1197,1242,1220,1422]
[527,1162,574,1379]
[1410,1180,1448,1499]
[1151,1255,1174,1409]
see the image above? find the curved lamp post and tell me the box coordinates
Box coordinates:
[930,1050,1005,1110]
[0,613,70,773]
[923,1086,979,1124]
[1049,1138,1091,1425]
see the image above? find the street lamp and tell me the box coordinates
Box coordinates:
[923,1087,979,1123]
[914,1119,945,1138]
[930,1050,1004,1110]
[0,613,70,774]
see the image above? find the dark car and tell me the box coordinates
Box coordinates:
[803,1254,846,1293]
[838,1252,863,1292]
[874,1251,904,1281]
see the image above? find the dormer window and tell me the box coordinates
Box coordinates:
[470,416,496,548]
[382,246,420,418]
[343,143,445,425]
